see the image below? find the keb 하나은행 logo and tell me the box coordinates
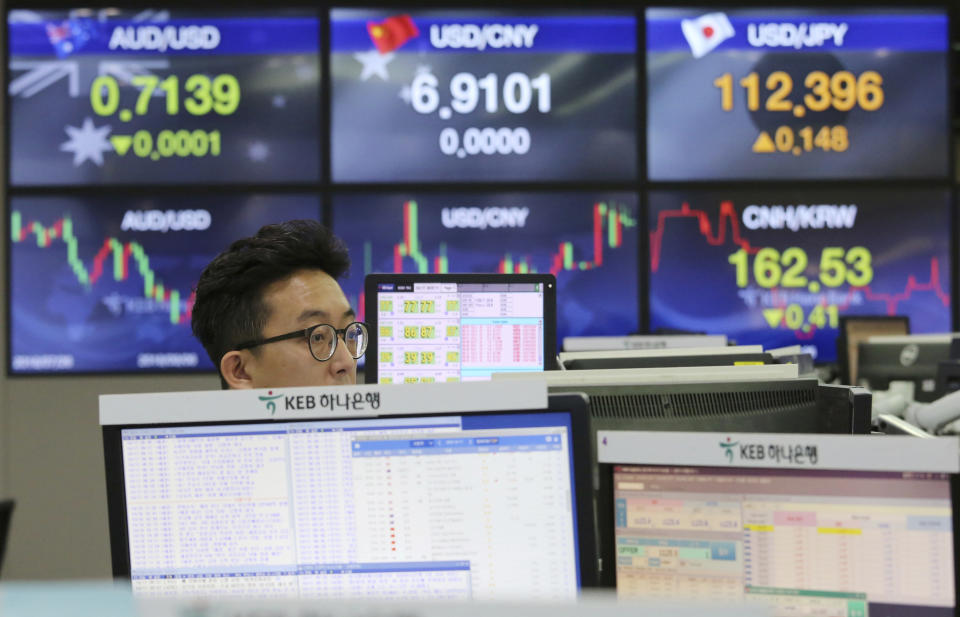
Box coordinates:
[719,436,739,463]
[259,390,282,415]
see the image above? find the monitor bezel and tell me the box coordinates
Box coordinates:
[596,461,960,615]
[363,272,558,384]
[836,315,911,386]
[103,392,597,590]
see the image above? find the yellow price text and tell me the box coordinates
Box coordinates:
[420,351,436,364]
[403,351,419,365]
[420,325,436,339]
[713,70,883,114]
[446,300,460,312]
[404,377,419,384]
[110,129,221,160]
[419,300,436,313]
[753,125,848,155]
[379,325,393,338]
[91,73,241,118]
[380,300,393,313]
[403,300,419,314]
[447,351,460,363]
[380,351,394,363]
[728,246,872,290]
[403,326,419,339]
[763,304,840,331]
[446,325,460,337]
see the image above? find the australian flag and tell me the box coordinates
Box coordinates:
[45,18,98,58]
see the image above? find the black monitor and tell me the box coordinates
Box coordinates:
[546,377,871,436]
[559,350,773,371]
[102,388,596,598]
[364,273,557,384]
[596,431,960,616]
[0,499,13,578]
[857,334,954,403]
[836,316,910,386]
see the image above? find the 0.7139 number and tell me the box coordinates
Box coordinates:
[90,74,240,117]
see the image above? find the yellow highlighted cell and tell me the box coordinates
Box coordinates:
[818,527,862,535]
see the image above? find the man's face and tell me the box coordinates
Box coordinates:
[239,268,359,388]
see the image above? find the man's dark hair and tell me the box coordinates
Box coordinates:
[191,219,350,388]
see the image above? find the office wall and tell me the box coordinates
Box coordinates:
[0,374,217,579]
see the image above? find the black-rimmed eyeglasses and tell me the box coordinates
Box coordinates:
[236,322,369,362]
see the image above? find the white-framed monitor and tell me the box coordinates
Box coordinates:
[597,431,959,616]
[101,383,596,599]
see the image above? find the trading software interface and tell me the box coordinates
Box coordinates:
[375,281,546,383]
[122,412,579,599]
[614,466,954,617]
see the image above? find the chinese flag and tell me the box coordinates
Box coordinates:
[367,15,419,54]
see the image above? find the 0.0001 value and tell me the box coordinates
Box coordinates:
[439,127,530,157]
[129,129,221,158]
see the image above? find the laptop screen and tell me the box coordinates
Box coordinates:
[365,274,556,384]
[117,409,581,599]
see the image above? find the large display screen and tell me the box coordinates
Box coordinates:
[646,8,949,180]
[9,194,321,373]
[332,192,639,347]
[648,189,951,362]
[7,9,321,185]
[330,10,636,182]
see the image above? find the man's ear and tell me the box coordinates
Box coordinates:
[220,350,254,389]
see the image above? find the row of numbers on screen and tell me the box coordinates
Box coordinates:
[6,7,950,185]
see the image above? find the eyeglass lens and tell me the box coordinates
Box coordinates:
[308,323,367,360]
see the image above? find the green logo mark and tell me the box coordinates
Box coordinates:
[719,437,739,463]
[258,391,282,415]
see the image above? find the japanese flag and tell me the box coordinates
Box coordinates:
[681,12,734,59]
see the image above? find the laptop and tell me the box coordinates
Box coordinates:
[364,273,557,384]
[101,382,594,599]
[597,430,959,616]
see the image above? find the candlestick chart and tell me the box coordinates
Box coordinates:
[332,192,639,345]
[648,189,951,362]
[9,195,321,373]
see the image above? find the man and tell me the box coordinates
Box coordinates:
[191,219,367,389]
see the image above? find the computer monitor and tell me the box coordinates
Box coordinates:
[0,499,13,578]
[101,384,595,599]
[597,430,959,616]
[494,366,869,435]
[570,378,869,436]
[836,316,910,386]
[558,346,772,371]
[562,335,728,352]
[858,334,955,402]
[364,273,557,384]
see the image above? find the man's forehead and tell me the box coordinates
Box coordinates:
[296,307,355,324]
[262,269,354,324]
